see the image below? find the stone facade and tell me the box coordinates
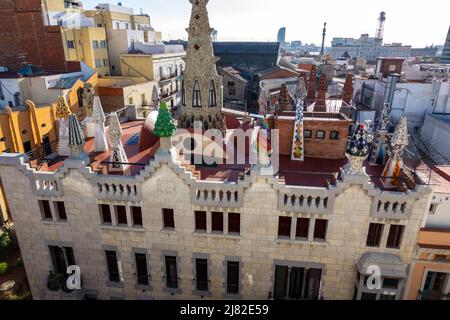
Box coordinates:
[0,150,430,300]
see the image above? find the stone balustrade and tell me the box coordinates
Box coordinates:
[191,183,242,208]
[278,187,333,214]
[371,193,411,219]
[96,179,140,201]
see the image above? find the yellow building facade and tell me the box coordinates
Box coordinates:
[85,9,151,31]
[62,27,110,77]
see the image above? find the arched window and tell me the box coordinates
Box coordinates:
[208,80,216,107]
[181,81,186,106]
[193,80,202,107]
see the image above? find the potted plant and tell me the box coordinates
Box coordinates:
[46,271,60,292]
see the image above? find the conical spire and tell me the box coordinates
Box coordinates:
[278,84,290,112]
[381,116,409,188]
[56,96,72,156]
[92,97,108,152]
[315,73,327,107]
[342,73,353,105]
[307,65,317,101]
[178,0,225,132]
[68,114,85,158]
[107,112,129,173]
[92,97,106,123]
[294,76,307,101]
[56,96,72,119]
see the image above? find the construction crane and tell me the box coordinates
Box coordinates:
[375,11,386,42]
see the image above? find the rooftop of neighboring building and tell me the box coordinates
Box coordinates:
[219,67,248,83]
[212,42,280,55]
[415,163,450,194]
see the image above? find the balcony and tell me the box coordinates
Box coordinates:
[160,90,179,101]
[159,73,179,83]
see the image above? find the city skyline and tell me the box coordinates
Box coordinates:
[82,0,450,47]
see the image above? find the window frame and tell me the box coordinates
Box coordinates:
[162,208,175,229]
[304,129,312,139]
[131,206,143,227]
[228,213,240,235]
[164,256,178,289]
[366,223,384,247]
[278,216,292,238]
[105,250,120,283]
[39,200,52,220]
[386,224,405,249]
[295,218,310,239]
[211,211,224,233]
[54,201,67,221]
[195,211,207,232]
[115,205,127,225]
[313,219,328,241]
[100,204,112,224]
[329,131,339,140]
[226,261,240,295]
[316,130,326,140]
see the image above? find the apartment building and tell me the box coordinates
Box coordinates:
[120,51,185,110]
[62,27,110,76]
[404,165,450,300]
[85,3,152,31]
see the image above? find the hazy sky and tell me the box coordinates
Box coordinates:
[83,0,450,47]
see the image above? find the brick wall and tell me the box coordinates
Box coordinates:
[274,118,350,159]
[0,0,67,72]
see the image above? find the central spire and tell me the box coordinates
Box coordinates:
[178,0,225,132]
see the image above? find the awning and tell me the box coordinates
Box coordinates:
[357,252,407,278]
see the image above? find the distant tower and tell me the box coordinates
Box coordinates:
[211,29,218,42]
[277,27,286,44]
[320,22,327,55]
[178,0,225,132]
[375,11,386,42]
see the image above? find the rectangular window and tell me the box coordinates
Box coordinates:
[100,40,107,48]
[165,256,178,288]
[67,40,75,48]
[49,246,75,274]
[316,130,325,139]
[386,225,404,249]
[383,278,399,289]
[195,211,207,232]
[366,223,384,247]
[195,258,208,292]
[95,59,102,68]
[278,217,292,238]
[103,58,109,67]
[226,261,240,294]
[39,200,52,220]
[93,40,99,49]
[23,141,32,153]
[135,253,149,286]
[228,213,240,234]
[211,212,223,233]
[115,206,127,225]
[54,201,67,221]
[274,265,289,299]
[296,218,310,239]
[313,219,327,241]
[131,206,143,227]
[329,131,339,140]
[162,208,175,229]
[105,250,120,282]
[304,130,312,139]
[100,204,112,224]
